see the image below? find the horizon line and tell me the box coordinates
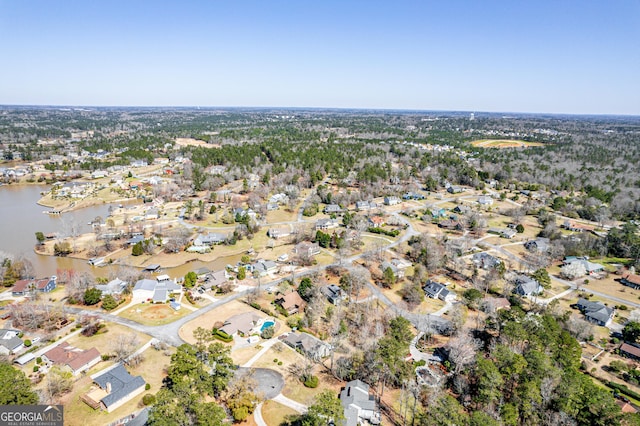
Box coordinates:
[0,103,638,118]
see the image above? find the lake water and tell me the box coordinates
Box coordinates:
[0,184,242,279]
[0,184,117,277]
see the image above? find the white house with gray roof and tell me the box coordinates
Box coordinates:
[132,278,181,303]
[340,380,381,426]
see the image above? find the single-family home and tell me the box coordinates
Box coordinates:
[563,257,604,276]
[91,170,107,179]
[275,292,306,315]
[447,186,464,194]
[321,284,345,305]
[12,277,57,296]
[315,218,340,231]
[478,196,494,206]
[130,160,147,167]
[144,208,159,220]
[252,260,278,276]
[132,278,181,303]
[340,380,381,426]
[428,208,447,219]
[482,297,511,312]
[620,273,640,290]
[283,332,331,361]
[423,280,456,302]
[453,204,471,215]
[368,216,385,227]
[524,237,550,253]
[575,298,614,326]
[96,278,128,295]
[619,343,640,361]
[294,242,321,258]
[438,219,463,231]
[384,196,400,206]
[202,270,229,291]
[269,193,289,205]
[488,227,517,239]
[473,253,502,270]
[193,232,227,246]
[513,276,543,296]
[324,204,343,215]
[0,329,24,355]
[218,312,265,337]
[356,201,377,211]
[83,364,146,412]
[267,227,291,239]
[42,342,101,376]
[562,221,594,232]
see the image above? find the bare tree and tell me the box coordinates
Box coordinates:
[446,332,481,375]
[111,333,140,363]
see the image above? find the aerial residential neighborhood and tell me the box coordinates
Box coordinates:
[1,0,640,420]
[0,106,639,426]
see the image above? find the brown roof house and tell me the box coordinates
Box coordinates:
[621,273,640,290]
[619,343,640,361]
[83,364,146,412]
[275,291,306,315]
[43,342,101,376]
[12,277,56,296]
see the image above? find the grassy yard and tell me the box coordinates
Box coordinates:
[118,302,189,326]
[281,368,344,406]
[62,345,174,426]
[261,400,298,426]
[178,299,258,344]
[66,323,151,354]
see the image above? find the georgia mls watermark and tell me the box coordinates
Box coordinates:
[0,405,63,426]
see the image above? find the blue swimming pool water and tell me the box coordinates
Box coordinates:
[260,320,275,331]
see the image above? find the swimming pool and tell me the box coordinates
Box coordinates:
[260,320,275,331]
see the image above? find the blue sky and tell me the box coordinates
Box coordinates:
[1,0,639,114]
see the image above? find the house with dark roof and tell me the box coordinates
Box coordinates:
[620,273,640,290]
[42,342,101,376]
[283,332,331,361]
[340,380,381,426]
[423,280,456,302]
[453,204,471,214]
[576,298,614,326]
[83,364,146,412]
[321,284,345,305]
